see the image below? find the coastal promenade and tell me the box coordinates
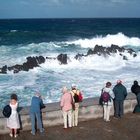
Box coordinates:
[0,113,140,140]
[0,93,139,140]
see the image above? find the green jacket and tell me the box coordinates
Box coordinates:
[113,83,127,101]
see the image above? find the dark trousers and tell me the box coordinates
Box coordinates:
[137,93,140,106]
[114,100,124,118]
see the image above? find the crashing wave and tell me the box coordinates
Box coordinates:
[0,44,138,74]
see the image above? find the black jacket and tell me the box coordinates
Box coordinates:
[131,84,140,96]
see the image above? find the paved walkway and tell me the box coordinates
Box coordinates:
[0,113,140,140]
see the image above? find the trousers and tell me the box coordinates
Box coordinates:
[72,103,79,126]
[114,100,124,117]
[62,110,72,128]
[103,105,112,121]
[30,112,44,134]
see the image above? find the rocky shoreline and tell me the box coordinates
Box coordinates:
[0,44,137,74]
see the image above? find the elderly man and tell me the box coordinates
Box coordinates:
[30,92,45,135]
[113,80,127,118]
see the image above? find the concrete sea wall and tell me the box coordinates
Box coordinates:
[0,93,137,134]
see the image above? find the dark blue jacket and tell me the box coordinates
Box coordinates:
[30,96,44,113]
[113,83,127,101]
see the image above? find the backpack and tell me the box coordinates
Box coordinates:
[2,105,12,118]
[73,93,79,103]
[101,91,110,102]
[73,90,83,103]
[78,92,83,102]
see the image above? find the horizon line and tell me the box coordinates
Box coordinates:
[0,17,140,20]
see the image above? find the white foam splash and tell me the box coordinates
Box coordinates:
[66,32,140,48]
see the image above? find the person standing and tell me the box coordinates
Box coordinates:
[131,80,140,105]
[60,86,73,129]
[30,92,45,135]
[101,82,114,122]
[113,80,127,118]
[70,84,81,126]
[7,93,20,138]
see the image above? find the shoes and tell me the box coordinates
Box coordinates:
[104,119,110,122]
[40,131,46,136]
[31,131,35,135]
[40,128,45,133]
[113,116,119,119]
[14,134,18,138]
[9,133,13,137]
[63,127,68,130]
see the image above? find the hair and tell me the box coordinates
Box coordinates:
[72,87,76,90]
[106,82,112,88]
[117,80,122,84]
[11,93,18,101]
[62,86,67,93]
[134,80,138,85]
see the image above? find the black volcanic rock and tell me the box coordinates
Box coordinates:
[0,65,7,74]
[8,64,23,73]
[133,54,137,57]
[75,53,86,60]
[57,54,67,64]
[87,49,95,55]
[0,56,46,74]
[0,45,138,74]
[86,44,136,58]
[36,56,45,64]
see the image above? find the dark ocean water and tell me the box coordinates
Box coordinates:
[0,18,140,45]
[0,18,140,109]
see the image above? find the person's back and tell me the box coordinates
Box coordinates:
[101,82,114,122]
[70,84,81,126]
[30,92,44,135]
[61,91,72,111]
[113,80,127,118]
[30,96,42,113]
[131,81,140,96]
[60,86,72,129]
[131,80,140,106]
[113,83,127,100]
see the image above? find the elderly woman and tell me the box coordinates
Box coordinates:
[101,82,114,122]
[60,86,73,129]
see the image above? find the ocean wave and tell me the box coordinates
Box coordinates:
[66,32,140,48]
[10,30,18,33]
[40,52,138,72]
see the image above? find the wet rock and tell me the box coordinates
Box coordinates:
[36,56,45,64]
[123,56,128,60]
[133,54,137,57]
[8,64,23,73]
[75,53,86,60]
[0,65,7,74]
[57,54,67,64]
[87,49,95,55]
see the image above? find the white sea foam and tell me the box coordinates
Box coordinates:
[66,32,140,48]
[40,49,139,72]
[10,30,17,33]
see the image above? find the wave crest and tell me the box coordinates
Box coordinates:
[66,33,140,48]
